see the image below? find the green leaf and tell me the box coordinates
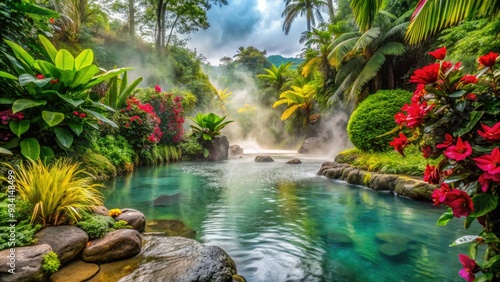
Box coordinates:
[202,133,212,140]
[437,209,453,226]
[0,147,12,155]
[443,173,471,183]
[12,99,47,113]
[470,194,499,218]
[90,101,115,112]
[483,255,500,269]
[55,49,75,71]
[70,65,99,88]
[475,272,494,282]
[86,110,118,128]
[203,148,209,158]
[19,73,51,87]
[53,127,73,149]
[9,120,30,137]
[38,35,58,63]
[4,39,35,66]
[56,93,84,107]
[0,71,17,80]
[2,138,20,149]
[448,90,466,98]
[34,60,60,78]
[450,235,481,247]
[20,138,40,160]
[0,98,14,104]
[40,146,54,160]
[74,49,94,70]
[42,111,65,127]
[84,67,132,88]
[469,241,479,260]
[68,122,83,136]
[455,111,484,137]
[455,101,466,112]
[15,2,59,17]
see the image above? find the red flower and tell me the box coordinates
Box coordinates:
[73,111,79,116]
[428,47,446,60]
[50,78,59,84]
[478,172,500,192]
[79,113,86,118]
[431,183,451,204]
[473,147,500,175]
[389,132,408,156]
[478,51,498,67]
[409,63,440,84]
[36,74,45,79]
[411,84,426,103]
[436,134,454,149]
[444,137,472,161]
[155,85,162,92]
[424,164,440,184]
[400,101,433,128]
[478,122,500,142]
[465,93,477,102]
[441,61,461,73]
[125,123,130,127]
[446,189,474,217]
[49,18,55,24]
[394,112,406,126]
[460,74,478,85]
[422,145,433,159]
[458,254,476,282]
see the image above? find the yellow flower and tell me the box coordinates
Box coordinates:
[108,208,122,217]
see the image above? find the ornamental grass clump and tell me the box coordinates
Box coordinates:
[2,159,104,226]
[390,47,500,282]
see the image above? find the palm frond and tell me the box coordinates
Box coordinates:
[328,37,359,67]
[302,57,320,77]
[350,0,385,31]
[353,27,380,51]
[349,51,387,99]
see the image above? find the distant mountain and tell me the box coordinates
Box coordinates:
[267,55,303,69]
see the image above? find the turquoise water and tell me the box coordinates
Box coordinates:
[103,155,480,282]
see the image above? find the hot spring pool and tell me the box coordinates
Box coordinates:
[103,155,479,282]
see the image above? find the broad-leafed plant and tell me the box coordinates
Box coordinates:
[0,34,129,159]
[189,112,233,158]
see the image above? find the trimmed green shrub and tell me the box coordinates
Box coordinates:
[77,213,115,239]
[347,89,412,152]
[42,251,60,274]
[91,135,134,168]
[112,220,132,230]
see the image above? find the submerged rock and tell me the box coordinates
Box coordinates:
[255,156,274,162]
[325,232,354,245]
[35,226,88,264]
[115,208,146,233]
[286,159,302,164]
[0,244,52,282]
[153,194,181,206]
[50,260,99,282]
[375,233,412,245]
[378,242,409,258]
[118,235,239,282]
[145,219,196,238]
[83,229,142,263]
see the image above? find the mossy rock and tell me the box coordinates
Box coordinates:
[325,232,354,245]
[375,233,412,245]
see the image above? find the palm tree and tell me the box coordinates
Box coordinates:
[213,88,232,114]
[273,82,317,124]
[257,62,294,91]
[349,0,385,31]
[282,0,328,35]
[406,0,500,44]
[327,11,409,104]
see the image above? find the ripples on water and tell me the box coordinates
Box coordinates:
[104,155,480,282]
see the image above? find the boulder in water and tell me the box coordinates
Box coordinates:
[229,145,244,156]
[35,225,88,264]
[115,208,146,233]
[286,159,302,164]
[153,194,181,206]
[83,229,142,263]
[50,260,99,282]
[255,156,274,162]
[208,136,229,161]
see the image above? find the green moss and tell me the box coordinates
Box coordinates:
[347,89,412,152]
[42,251,60,274]
[363,173,372,186]
[77,213,115,239]
[77,149,117,181]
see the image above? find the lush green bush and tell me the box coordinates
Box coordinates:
[42,251,60,274]
[0,193,41,250]
[112,220,132,230]
[347,89,412,152]
[77,213,115,239]
[91,135,134,169]
[77,149,117,180]
[180,133,205,160]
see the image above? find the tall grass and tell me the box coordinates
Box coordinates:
[1,159,104,226]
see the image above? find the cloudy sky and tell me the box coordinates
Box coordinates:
[185,0,309,65]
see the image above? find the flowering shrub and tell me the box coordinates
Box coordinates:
[117,97,162,151]
[146,87,185,145]
[391,47,500,281]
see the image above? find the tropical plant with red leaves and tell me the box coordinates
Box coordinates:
[390,48,500,281]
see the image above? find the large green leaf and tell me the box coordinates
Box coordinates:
[15,2,59,17]
[450,235,481,247]
[437,208,453,226]
[86,110,118,128]
[0,71,17,80]
[56,93,84,107]
[2,138,20,149]
[19,73,51,87]
[12,99,47,113]
[5,53,31,76]
[68,122,83,136]
[38,35,58,63]
[40,146,54,160]
[55,49,75,71]
[84,67,132,88]
[53,127,73,149]
[74,49,94,70]
[70,65,99,88]
[42,111,65,127]
[9,120,30,137]
[4,39,35,66]
[0,98,14,104]
[20,138,40,160]
[470,193,499,218]
[34,60,60,78]
[350,0,385,31]
[455,111,484,136]
[0,147,12,155]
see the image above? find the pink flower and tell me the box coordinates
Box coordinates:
[478,172,500,192]
[73,111,79,116]
[478,122,500,142]
[444,137,472,161]
[473,147,500,175]
[436,134,454,149]
[458,254,476,282]
[409,63,440,84]
[428,47,446,60]
[389,132,408,156]
[36,74,44,79]
[155,85,162,92]
[478,52,498,67]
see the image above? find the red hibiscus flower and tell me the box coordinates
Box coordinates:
[424,164,440,184]
[458,254,477,282]
[411,84,426,103]
[394,112,406,126]
[431,183,451,205]
[155,85,162,92]
[465,93,477,101]
[478,122,500,142]
[409,63,440,84]
[50,78,59,84]
[400,101,432,128]
[389,132,408,156]
[444,137,472,161]
[473,147,500,175]
[428,47,446,60]
[446,189,474,217]
[478,51,498,67]
[436,134,454,149]
[459,74,478,85]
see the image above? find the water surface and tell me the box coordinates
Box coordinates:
[104,155,479,282]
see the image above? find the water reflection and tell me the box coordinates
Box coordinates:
[104,156,480,282]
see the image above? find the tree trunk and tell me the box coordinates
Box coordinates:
[387,58,395,89]
[155,0,164,52]
[128,0,135,37]
[165,15,179,50]
[327,0,335,22]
